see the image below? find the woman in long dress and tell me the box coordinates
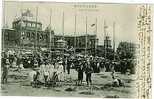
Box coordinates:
[44,61,50,85]
[57,61,64,82]
[12,56,17,68]
[38,61,45,84]
[48,62,55,81]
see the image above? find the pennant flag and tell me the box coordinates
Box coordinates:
[104,25,108,28]
[91,23,95,27]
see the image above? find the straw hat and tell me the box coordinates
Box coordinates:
[6,59,9,64]
[58,61,63,64]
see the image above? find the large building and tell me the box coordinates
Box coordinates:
[2,10,50,50]
[2,10,97,55]
[2,27,17,49]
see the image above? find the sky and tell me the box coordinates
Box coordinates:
[3,1,140,47]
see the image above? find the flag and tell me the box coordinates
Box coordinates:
[91,24,95,27]
[104,25,108,29]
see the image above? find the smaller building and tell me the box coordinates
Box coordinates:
[54,34,97,55]
[2,26,18,49]
[116,42,137,59]
[55,39,67,49]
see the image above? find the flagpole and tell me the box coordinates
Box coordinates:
[35,6,38,51]
[62,12,64,40]
[62,11,64,57]
[104,20,106,59]
[20,5,23,51]
[95,18,97,56]
[113,22,116,60]
[85,16,88,55]
[49,8,52,50]
[2,5,6,51]
[74,12,77,55]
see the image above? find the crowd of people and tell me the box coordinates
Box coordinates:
[1,49,133,87]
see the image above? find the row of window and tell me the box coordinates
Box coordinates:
[22,32,47,41]
[26,22,42,29]
[13,21,42,30]
[54,38,95,48]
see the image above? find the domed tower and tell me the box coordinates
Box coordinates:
[12,9,43,50]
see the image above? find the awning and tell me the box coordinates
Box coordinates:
[56,39,67,43]
[41,48,47,51]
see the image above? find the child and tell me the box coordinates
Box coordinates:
[112,76,125,87]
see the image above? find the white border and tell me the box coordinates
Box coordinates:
[2,0,154,3]
[0,0,154,99]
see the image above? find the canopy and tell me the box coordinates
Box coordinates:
[56,39,67,43]
[76,54,84,57]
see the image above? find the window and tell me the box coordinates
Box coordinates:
[38,24,41,29]
[27,22,31,27]
[27,32,30,38]
[32,23,35,27]
[32,32,35,39]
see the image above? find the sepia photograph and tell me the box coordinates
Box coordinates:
[1,1,152,98]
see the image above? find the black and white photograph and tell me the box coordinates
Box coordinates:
[1,1,152,98]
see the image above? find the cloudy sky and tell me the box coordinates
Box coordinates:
[3,1,140,47]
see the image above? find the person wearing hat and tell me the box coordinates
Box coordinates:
[67,58,71,74]
[77,62,84,85]
[28,68,37,86]
[44,60,50,86]
[120,59,127,74]
[63,58,67,73]
[48,61,55,81]
[39,60,46,84]
[2,58,10,84]
[18,60,24,71]
[33,58,38,68]
[33,68,41,87]
[111,61,116,77]
[12,56,17,68]
[85,61,93,86]
[57,61,64,82]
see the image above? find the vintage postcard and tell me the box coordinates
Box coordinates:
[1,1,153,99]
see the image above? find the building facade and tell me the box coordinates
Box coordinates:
[54,34,97,55]
[12,16,48,50]
[2,12,97,55]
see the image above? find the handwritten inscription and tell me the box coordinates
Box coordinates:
[137,5,152,99]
